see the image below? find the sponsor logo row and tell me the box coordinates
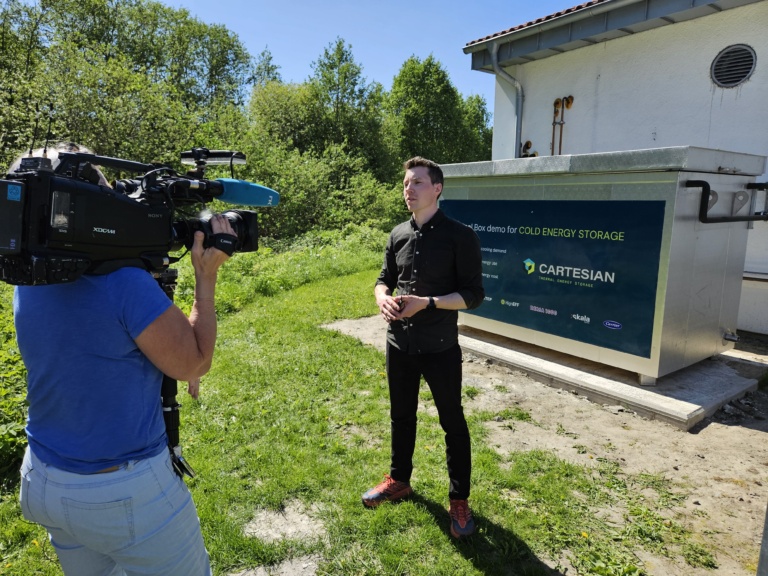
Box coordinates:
[491,298,622,330]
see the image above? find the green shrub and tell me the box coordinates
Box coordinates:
[0,284,27,480]
[174,224,387,313]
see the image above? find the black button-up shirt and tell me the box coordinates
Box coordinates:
[376,209,485,354]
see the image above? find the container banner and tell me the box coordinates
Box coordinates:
[441,200,666,358]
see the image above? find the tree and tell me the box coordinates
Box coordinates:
[248,80,325,154]
[308,37,393,181]
[236,132,399,239]
[0,0,257,165]
[386,55,491,164]
[43,0,253,109]
[193,99,250,154]
[460,94,492,162]
[41,43,193,163]
[252,46,281,87]
[0,1,407,239]
[0,0,53,167]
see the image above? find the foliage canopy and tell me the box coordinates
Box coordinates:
[1,0,491,197]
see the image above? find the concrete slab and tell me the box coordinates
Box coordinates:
[458,326,768,431]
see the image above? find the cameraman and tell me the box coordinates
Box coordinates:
[12,144,233,575]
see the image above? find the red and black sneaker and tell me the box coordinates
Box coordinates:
[449,499,476,538]
[361,474,413,508]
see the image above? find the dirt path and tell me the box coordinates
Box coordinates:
[326,316,768,575]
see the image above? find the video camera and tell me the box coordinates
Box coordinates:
[0,147,279,285]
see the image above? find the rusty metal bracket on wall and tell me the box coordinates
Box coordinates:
[686,180,768,223]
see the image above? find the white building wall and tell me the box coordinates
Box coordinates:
[490,2,768,332]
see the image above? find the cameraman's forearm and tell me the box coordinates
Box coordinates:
[136,301,217,381]
[188,276,219,375]
[176,223,229,378]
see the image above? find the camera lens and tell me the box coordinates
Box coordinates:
[220,210,259,253]
[172,210,259,254]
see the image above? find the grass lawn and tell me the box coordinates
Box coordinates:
[0,262,709,575]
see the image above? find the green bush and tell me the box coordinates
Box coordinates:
[0,284,27,481]
[174,224,387,313]
[236,135,408,240]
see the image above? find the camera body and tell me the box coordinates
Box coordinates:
[0,149,277,285]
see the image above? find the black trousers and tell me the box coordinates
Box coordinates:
[386,342,471,500]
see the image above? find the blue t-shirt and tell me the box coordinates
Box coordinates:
[14,267,174,473]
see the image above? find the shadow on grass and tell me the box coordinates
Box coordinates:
[0,456,22,492]
[411,494,565,576]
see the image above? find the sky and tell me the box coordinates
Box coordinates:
[159,0,577,109]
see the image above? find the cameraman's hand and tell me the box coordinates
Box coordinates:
[191,214,235,279]
[187,378,201,400]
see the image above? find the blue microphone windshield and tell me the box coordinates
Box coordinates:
[215,178,280,207]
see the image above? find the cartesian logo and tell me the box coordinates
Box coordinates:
[524,258,616,283]
[523,258,615,283]
[523,258,535,274]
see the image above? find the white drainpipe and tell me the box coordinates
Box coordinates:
[490,41,524,158]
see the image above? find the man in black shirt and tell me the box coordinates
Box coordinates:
[362,156,484,539]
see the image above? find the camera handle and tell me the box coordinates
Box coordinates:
[155,268,196,479]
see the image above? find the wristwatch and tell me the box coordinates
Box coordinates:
[426,296,436,311]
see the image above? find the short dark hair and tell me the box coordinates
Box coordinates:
[403,156,443,187]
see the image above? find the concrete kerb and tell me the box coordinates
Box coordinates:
[458,326,762,431]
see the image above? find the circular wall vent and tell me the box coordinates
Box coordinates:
[711,44,756,88]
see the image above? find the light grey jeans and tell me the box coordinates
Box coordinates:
[20,445,211,576]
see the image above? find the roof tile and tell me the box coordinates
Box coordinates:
[465,0,608,47]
